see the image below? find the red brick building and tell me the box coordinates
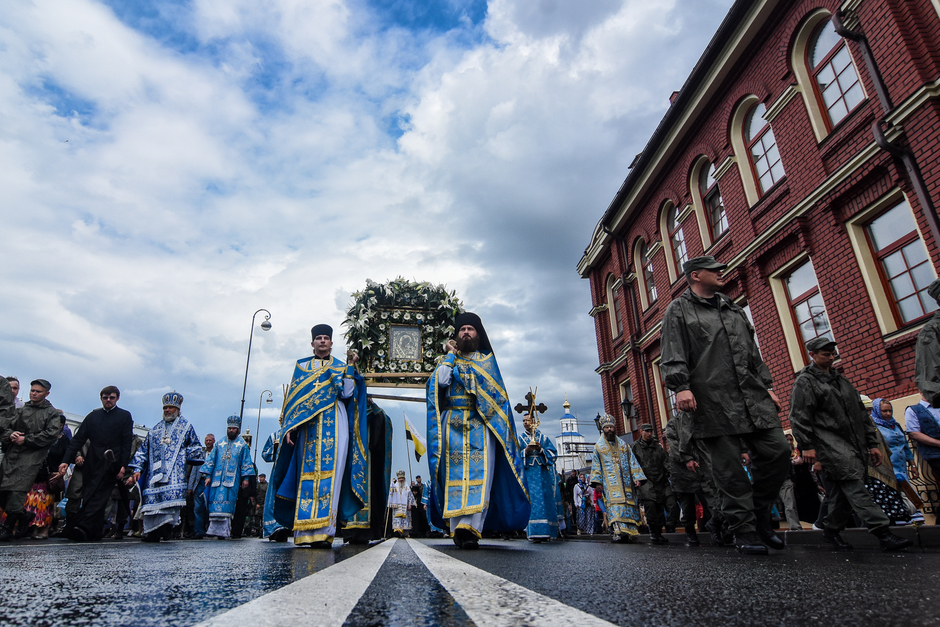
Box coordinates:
[578,0,940,444]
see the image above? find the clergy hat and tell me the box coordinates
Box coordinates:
[227,415,242,428]
[396,469,406,479]
[30,378,51,391]
[454,312,493,355]
[311,324,333,340]
[162,391,183,408]
[598,414,616,429]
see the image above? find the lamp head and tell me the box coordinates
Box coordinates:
[260,320,272,331]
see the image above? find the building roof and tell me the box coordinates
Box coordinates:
[578,0,778,277]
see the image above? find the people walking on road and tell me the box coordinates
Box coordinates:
[0,379,61,542]
[574,474,594,535]
[270,324,369,548]
[661,256,790,555]
[903,394,940,492]
[58,386,134,542]
[632,423,674,545]
[192,433,215,539]
[427,312,529,549]
[200,415,254,539]
[664,415,711,546]
[128,391,205,542]
[589,414,646,543]
[410,476,428,538]
[873,399,925,523]
[789,338,912,551]
[388,470,415,537]
[519,413,559,542]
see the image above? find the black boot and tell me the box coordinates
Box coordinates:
[821,529,852,551]
[649,528,669,545]
[705,518,724,546]
[0,520,14,542]
[686,529,700,547]
[733,531,769,555]
[755,511,785,550]
[720,519,735,545]
[875,529,913,551]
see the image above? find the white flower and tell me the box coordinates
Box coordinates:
[378,335,386,343]
[377,349,385,357]
[361,340,373,349]
[379,324,386,330]
[381,312,388,319]
[425,350,432,357]
[389,363,397,371]
[416,313,424,321]
[403,313,411,320]
[393,311,401,319]
[414,363,422,371]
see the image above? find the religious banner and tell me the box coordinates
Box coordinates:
[343,278,463,388]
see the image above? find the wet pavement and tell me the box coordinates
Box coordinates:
[2,535,939,626]
[0,537,369,627]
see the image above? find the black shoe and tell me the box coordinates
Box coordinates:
[68,527,88,543]
[686,531,700,547]
[876,530,913,551]
[705,518,724,546]
[13,512,36,539]
[141,532,162,543]
[650,532,669,545]
[822,529,853,551]
[301,540,332,549]
[755,512,785,550]
[734,531,769,555]
[270,528,289,543]
[453,528,479,549]
[0,524,14,542]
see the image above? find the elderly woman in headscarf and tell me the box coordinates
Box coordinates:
[871,397,925,524]
[862,397,913,524]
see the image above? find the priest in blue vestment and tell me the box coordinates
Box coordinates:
[270,323,368,548]
[590,414,646,542]
[427,312,529,549]
[201,415,255,538]
[519,414,559,541]
[129,392,204,541]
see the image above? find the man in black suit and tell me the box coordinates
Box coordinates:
[59,386,134,542]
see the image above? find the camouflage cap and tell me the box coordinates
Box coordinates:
[683,255,727,276]
[806,337,837,353]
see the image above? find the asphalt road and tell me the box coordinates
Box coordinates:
[0,536,937,626]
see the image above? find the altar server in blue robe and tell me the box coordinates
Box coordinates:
[129,392,204,541]
[260,428,289,540]
[201,415,255,538]
[270,324,368,548]
[427,312,529,549]
[519,414,560,541]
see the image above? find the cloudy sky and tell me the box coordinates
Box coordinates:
[1,0,734,477]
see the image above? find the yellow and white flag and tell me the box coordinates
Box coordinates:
[403,413,428,462]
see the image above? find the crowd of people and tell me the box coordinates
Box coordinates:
[2,276,940,554]
[0,379,270,542]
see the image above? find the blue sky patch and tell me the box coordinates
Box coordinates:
[366,0,487,34]
[27,79,100,125]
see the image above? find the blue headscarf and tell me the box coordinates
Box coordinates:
[871,397,900,430]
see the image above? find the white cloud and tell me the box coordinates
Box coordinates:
[0,0,734,475]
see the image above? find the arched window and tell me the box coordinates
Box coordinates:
[745,103,785,195]
[636,239,658,307]
[699,163,728,241]
[809,19,863,129]
[666,204,688,271]
[606,274,624,337]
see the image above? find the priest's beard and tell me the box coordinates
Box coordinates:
[456,335,480,353]
[604,430,617,442]
[163,410,177,422]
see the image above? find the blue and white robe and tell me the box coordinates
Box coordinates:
[519,428,559,540]
[261,430,285,538]
[130,416,204,533]
[201,435,255,537]
[589,436,646,537]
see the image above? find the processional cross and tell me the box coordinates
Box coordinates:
[514,387,548,429]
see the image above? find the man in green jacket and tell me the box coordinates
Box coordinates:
[661,256,789,555]
[632,424,675,545]
[789,337,912,551]
[915,279,940,406]
[0,379,62,541]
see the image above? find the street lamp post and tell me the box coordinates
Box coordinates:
[255,389,273,465]
[239,308,272,424]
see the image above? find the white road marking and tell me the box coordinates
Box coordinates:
[409,539,615,627]
[195,538,398,627]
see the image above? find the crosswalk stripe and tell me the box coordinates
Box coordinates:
[409,539,616,627]
[195,538,398,627]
